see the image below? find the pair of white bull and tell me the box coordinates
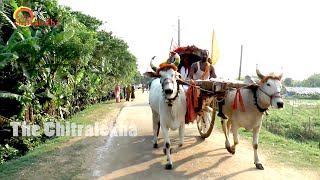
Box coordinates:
[145,54,284,170]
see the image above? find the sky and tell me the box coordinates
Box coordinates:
[58,0,320,80]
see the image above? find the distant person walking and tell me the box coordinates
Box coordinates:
[131,84,135,101]
[126,84,132,101]
[114,83,121,103]
[123,86,127,99]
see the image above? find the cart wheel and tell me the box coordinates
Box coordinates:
[197,98,217,138]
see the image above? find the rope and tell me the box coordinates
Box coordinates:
[177,78,256,94]
[177,79,215,94]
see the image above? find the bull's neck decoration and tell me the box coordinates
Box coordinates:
[252,87,269,113]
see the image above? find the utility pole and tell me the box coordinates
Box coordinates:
[178,17,180,47]
[238,45,243,80]
[172,17,182,47]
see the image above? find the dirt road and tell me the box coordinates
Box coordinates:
[9,90,320,180]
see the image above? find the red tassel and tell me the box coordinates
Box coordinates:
[192,80,198,108]
[185,80,198,124]
[233,89,245,112]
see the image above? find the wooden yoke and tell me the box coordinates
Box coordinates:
[178,79,257,94]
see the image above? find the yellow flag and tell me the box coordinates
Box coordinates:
[210,30,220,66]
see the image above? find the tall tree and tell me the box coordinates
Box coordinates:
[283,78,293,86]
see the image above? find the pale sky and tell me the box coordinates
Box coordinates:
[58,0,320,80]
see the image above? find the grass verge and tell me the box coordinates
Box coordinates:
[238,128,320,170]
[214,117,320,170]
[0,101,124,177]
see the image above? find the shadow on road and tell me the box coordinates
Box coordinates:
[215,168,257,180]
[100,134,246,179]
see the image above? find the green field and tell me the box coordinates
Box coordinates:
[238,129,320,169]
[263,98,320,147]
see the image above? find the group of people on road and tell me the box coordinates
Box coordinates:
[114,84,135,103]
[125,84,135,101]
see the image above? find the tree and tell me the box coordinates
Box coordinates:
[0,0,138,129]
[306,74,320,87]
[0,0,139,163]
[283,78,293,86]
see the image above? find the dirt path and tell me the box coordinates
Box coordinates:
[8,90,320,180]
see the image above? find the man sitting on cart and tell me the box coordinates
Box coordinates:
[188,50,227,119]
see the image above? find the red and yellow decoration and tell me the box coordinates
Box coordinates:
[13,6,35,27]
[256,64,283,83]
[260,75,281,83]
[150,53,181,74]
[156,64,178,74]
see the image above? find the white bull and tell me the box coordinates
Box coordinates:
[220,66,284,170]
[144,53,186,170]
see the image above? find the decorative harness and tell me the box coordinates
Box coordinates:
[252,84,282,113]
[252,87,268,113]
[161,77,180,106]
[149,53,181,107]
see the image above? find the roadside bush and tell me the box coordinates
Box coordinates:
[0,0,139,164]
[0,144,19,164]
[310,94,320,100]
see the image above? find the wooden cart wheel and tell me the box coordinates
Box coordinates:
[197,98,217,138]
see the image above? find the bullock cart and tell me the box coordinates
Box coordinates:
[174,46,254,138]
[181,79,254,138]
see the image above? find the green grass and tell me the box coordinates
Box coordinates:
[215,122,320,170]
[263,99,320,141]
[0,136,71,177]
[238,129,320,170]
[0,101,124,176]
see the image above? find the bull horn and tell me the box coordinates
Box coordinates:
[278,67,283,79]
[256,64,265,79]
[172,53,181,67]
[150,56,158,72]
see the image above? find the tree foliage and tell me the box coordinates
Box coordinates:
[287,74,320,87]
[304,74,320,87]
[283,78,293,87]
[0,0,138,162]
